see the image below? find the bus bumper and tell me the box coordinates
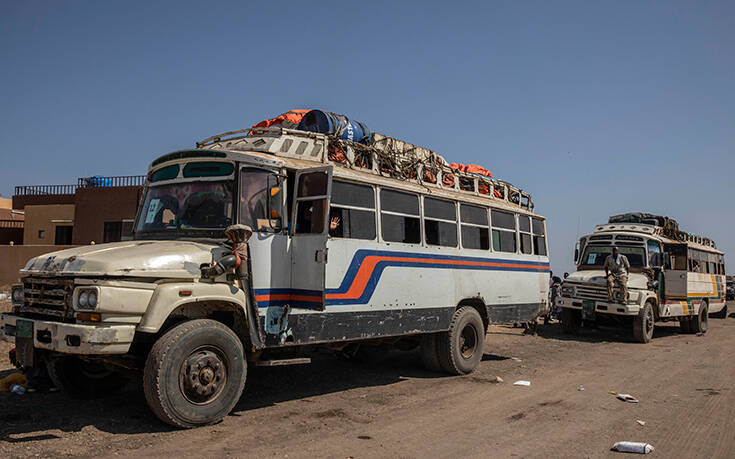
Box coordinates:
[1,313,135,356]
[556,297,642,316]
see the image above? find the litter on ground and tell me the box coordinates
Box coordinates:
[616,393,639,403]
[611,441,654,454]
[513,380,531,387]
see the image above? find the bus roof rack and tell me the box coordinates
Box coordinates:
[607,212,716,249]
[196,127,535,212]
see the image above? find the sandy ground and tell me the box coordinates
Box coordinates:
[1,303,734,458]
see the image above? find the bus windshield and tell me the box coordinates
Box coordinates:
[135,181,234,236]
[580,245,646,268]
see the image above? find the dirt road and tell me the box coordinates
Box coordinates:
[2,304,734,458]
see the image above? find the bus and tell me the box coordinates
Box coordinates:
[557,213,726,343]
[3,126,549,428]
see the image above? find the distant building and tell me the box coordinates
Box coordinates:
[12,175,145,245]
[0,197,24,245]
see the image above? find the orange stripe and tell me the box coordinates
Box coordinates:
[255,294,322,302]
[326,255,548,301]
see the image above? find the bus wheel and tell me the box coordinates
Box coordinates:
[437,307,485,375]
[144,319,246,428]
[419,333,442,372]
[633,301,655,343]
[691,301,709,334]
[561,308,581,334]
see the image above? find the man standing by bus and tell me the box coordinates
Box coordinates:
[604,246,630,303]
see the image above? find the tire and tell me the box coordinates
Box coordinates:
[691,301,709,334]
[419,333,442,372]
[561,308,581,334]
[436,307,485,375]
[711,304,728,319]
[143,319,246,428]
[632,301,655,343]
[46,356,128,399]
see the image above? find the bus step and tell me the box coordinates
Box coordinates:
[255,357,312,367]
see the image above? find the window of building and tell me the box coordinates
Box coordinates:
[424,197,457,247]
[460,204,489,250]
[380,189,420,244]
[519,215,532,254]
[328,180,376,240]
[103,221,123,243]
[54,225,73,245]
[491,209,516,253]
[38,230,46,239]
[532,217,547,256]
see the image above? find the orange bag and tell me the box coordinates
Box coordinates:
[251,109,310,130]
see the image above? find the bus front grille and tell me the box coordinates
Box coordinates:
[21,277,74,320]
[574,285,609,301]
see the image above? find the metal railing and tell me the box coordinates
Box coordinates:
[77,175,146,188]
[14,175,146,196]
[0,219,24,229]
[14,184,78,195]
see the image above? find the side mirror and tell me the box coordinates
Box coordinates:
[663,253,672,269]
[573,242,580,263]
[268,186,283,231]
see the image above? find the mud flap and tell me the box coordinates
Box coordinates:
[15,319,36,367]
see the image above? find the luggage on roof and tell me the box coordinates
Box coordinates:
[297,110,371,144]
[251,109,310,130]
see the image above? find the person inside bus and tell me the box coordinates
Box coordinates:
[604,246,630,303]
[328,213,342,237]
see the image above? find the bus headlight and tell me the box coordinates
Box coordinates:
[75,288,99,310]
[561,286,575,297]
[11,285,24,305]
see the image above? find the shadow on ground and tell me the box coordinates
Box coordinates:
[531,320,688,343]
[0,349,448,442]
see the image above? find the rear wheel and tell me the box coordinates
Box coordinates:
[632,301,655,343]
[46,356,128,399]
[436,307,485,375]
[144,319,246,428]
[691,301,709,334]
[561,308,581,334]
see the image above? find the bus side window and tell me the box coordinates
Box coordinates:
[518,215,532,254]
[380,189,420,244]
[491,209,517,253]
[460,204,489,250]
[424,197,457,247]
[241,168,282,232]
[329,180,376,240]
[532,217,547,256]
[295,171,329,234]
[647,239,662,267]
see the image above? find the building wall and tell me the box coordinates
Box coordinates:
[0,245,78,285]
[13,193,76,210]
[0,197,12,210]
[23,204,75,245]
[72,186,142,244]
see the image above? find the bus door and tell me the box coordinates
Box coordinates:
[290,166,332,311]
[663,243,688,298]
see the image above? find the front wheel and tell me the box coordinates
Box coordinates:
[691,301,709,334]
[632,301,655,343]
[436,307,485,375]
[144,319,247,428]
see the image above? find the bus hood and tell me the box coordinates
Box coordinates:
[20,240,224,279]
[566,270,648,289]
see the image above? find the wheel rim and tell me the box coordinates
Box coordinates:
[645,306,654,337]
[459,323,478,359]
[179,346,228,405]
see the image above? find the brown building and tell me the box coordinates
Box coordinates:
[0,198,24,245]
[12,175,145,245]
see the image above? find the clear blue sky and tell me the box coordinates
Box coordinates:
[1,1,733,274]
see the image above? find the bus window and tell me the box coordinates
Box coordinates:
[424,197,457,247]
[328,180,376,240]
[491,210,516,253]
[295,171,329,234]
[532,217,547,256]
[241,168,282,232]
[647,239,662,267]
[380,189,420,244]
[519,215,532,254]
[460,204,489,250]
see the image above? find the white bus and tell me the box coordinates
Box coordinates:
[557,213,726,342]
[3,127,549,427]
